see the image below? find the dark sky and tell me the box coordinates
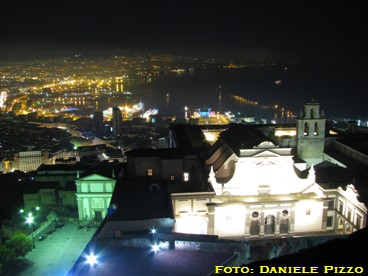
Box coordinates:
[1,0,367,61]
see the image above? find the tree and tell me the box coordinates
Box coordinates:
[0,244,16,274]
[5,233,32,259]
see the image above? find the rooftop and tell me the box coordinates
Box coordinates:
[218,124,275,155]
[337,133,368,156]
[107,179,173,221]
[314,161,353,190]
[68,239,232,276]
[37,163,88,172]
[125,148,185,159]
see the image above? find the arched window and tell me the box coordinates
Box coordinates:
[304,122,309,136]
[264,215,275,234]
[314,122,319,136]
[149,183,160,192]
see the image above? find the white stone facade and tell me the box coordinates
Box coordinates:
[172,141,367,238]
[75,174,116,222]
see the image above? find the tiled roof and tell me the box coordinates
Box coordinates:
[219,124,274,155]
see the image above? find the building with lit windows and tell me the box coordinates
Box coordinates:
[12,150,50,172]
[112,106,122,138]
[77,101,367,239]
[75,161,122,222]
[75,173,117,222]
[171,101,366,237]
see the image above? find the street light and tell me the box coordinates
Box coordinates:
[86,253,98,266]
[152,244,160,253]
[150,227,158,244]
[26,215,35,249]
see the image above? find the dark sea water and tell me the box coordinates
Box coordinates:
[131,62,367,122]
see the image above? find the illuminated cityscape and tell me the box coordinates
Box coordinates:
[0,1,367,275]
[0,53,367,275]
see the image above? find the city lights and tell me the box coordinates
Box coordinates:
[0,2,367,275]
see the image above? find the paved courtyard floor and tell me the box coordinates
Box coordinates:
[68,241,233,276]
[5,221,96,276]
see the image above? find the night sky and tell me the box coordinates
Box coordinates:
[1,0,367,62]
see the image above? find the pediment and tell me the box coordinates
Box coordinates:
[253,150,282,158]
[77,173,114,182]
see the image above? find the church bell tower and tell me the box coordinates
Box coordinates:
[296,100,326,165]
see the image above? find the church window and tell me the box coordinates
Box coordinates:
[347,208,352,221]
[314,122,319,136]
[282,210,289,216]
[252,211,259,218]
[326,216,333,227]
[356,214,362,229]
[338,200,344,213]
[183,172,189,182]
[170,175,175,181]
[147,168,153,176]
[306,208,311,216]
[327,199,335,210]
[304,122,309,136]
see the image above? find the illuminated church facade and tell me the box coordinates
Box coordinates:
[75,101,367,239]
[172,101,367,237]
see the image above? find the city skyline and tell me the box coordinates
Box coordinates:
[0,53,367,120]
[1,3,367,273]
[1,1,367,120]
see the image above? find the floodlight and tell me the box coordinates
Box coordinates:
[86,253,98,266]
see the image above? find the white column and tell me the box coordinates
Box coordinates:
[275,210,280,235]
[260,211,265,236]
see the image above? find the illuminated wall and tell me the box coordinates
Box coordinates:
[335,185,367,233]
[175,216,208,235]
[173,134,367,237]
[75,174,116,221]
[294,200,324,232]
[214,204,246,236]
[172,194,213,235]
[211,142,311,196]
